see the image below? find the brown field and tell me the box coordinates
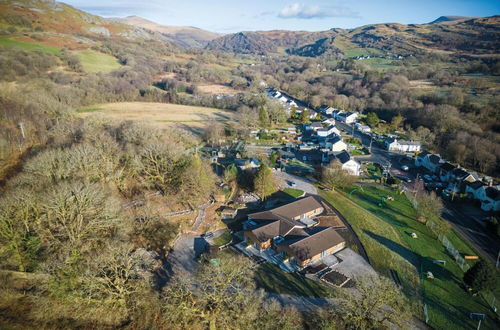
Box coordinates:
[409,79,435,89]
[196,83,240,94]
[78,102,234,134]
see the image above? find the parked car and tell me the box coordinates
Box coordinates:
[289,181,297,187]
[401,165,409,171]
[395,175,412,183]
[423,174,433,181]
[201,232,214,239]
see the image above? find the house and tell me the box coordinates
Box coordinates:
[309,122,323,131]
[317,125,338,138]
[438,162,456,182]
[329,135,347,152]
[355,123,371,133]
[385,138,421,153]
[319,106,335,116]
[235,158,260,170]
[243,197,345,267]
[337,112,358,124]
[308,110,318,120]
[448,168,477,184]
[415,152,443,173]
[332,150,361,176]
[220,206,238,220]
[478,186,500,212]
[322,118,335,126]
[465,181,485,200]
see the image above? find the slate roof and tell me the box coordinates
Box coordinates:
[439,162,456,172]
[429,154,442,164]
[485,186,500,201]
[467,181,484,190]
[278,227,345,262]
[335,150,351,164]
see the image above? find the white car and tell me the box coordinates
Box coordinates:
[401,165,409,171]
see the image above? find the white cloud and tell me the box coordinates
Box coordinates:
[278,3,358,19]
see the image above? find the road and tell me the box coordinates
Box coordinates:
[441,201,499,262]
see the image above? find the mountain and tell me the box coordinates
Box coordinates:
[206,30,339,55]
[0,0,172,48]
[207,16,500,58]
[109,16,219,48]
[429,16,475,24]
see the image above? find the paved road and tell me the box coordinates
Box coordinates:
[273,170,318,195]
[441,201,499,262]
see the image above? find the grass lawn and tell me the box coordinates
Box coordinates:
[321,186,499,330]
[213,231,232,246]
[254,263,334,298]
[282,188,304,198]
[77,50,122,73]
[0,35,60,54]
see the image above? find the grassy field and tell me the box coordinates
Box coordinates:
[321,186,499,330]
[254,263,334,298]
[77,50,122,73]
[0,35,60,54]
[78,102,234,133]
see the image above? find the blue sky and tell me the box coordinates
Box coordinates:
[64,0,500,33]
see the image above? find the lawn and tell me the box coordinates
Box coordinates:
[321,186,499,330]
[77,102,234,134]
[254,263,334,298]
[282,188,304,198]
[213,231,232,246]
[77,50,122,73]
[0,35,60,54]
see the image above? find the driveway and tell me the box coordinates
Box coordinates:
[274,170,318,195]
[332,248,377,279]
[165,235,208,274]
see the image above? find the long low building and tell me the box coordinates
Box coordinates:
[242,196,346,267]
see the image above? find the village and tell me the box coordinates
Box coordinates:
[167,87,500,298]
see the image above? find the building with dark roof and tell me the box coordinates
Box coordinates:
[243,197,346,267]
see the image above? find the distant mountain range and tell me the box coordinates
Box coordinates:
[206,16,500,58]
[108,16,220,48]
[0,0,498,59]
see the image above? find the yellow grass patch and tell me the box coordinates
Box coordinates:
[78,102,234,134]
[196,83,240,94]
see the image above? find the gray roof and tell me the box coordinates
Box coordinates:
[335,150,351,164]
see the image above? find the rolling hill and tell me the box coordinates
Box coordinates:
[0,0,172,50]
[207,16,500,58]
[109,16,219,48]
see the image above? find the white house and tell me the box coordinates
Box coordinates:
[415,152,443,173]
[320,106,336,116]
[317,125,338,138]
[385,138,421,153]
[355,123,371,133]
[309,110,318,120]
[335,150,361,176]
[331,138,348,152]
[337,112,358,124]
[322,118,335,126]
[309,122,323,131]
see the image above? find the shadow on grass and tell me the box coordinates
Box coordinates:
[254,263,329,298]
[364,230,421,268]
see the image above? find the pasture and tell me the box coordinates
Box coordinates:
[78,102,234,134]
[77,50,122,73]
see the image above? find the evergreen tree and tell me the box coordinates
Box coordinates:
[464,260,496,293]
[258,105,269,127]
[365,112,380,127]
[254,164,276,200]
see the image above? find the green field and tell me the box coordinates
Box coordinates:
[254,263,334,298]
[0,36,60,54]
[77,50,122,73]
[321,186,499,330]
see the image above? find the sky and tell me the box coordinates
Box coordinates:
[63,0,500,33]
